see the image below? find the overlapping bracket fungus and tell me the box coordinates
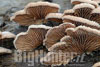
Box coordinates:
[44,23,75,49]
[71,0,98,8]
[14,25,51,51]
[63,3,100,24]
[73,3,95,19]
[11,1,60,26]
[41,26,100,66]
[50,26,100,53]
[64,3,95,18]
[93,62,100,67]
[63,15,100,30]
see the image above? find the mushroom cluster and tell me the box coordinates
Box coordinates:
[10,1,100,66]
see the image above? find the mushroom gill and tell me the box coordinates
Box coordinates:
[46,26,100,66]
[73,3,95,19]
[43,23,75,49]
[63,15,100,30]
[11,1,60,26]
[90,7,100,24]
[62,26,100,53]
[14,25,51,51]
[71,0,98,8]
[10,10,37,26]
[63,3,100,24]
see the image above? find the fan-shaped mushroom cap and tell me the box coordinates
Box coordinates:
[63,9,75,16]
[71,0,98,8]
[0,47,12,54]
[73,3,95,19]
[44,23,75,49]
[63,15,100,30]
[90,7,100,24]
[11,1,60,26]
[93,62,100,67]
[45,13,63,23]
[40,52,74,66]
[14,25,51,51]
[25,1,60,18]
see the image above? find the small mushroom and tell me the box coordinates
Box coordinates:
[63,15,100,30]
[11,1,60,26]
[63,9,75,16]
[73,3,95,19]
[0,31,16,48]
[0,47,12,54]
[45,13,63,23]
[90,7,100,24]
[0,31,16,39]
[93,62,100,67]
[44,23,75,49]
[71,0,98,8]
[14,25,51,51]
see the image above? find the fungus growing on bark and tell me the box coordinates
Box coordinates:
[11,1,60,26]
[44,23,75,49]
[14,25,51,51]
[62,26,100,53]
[45,26,100,66]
